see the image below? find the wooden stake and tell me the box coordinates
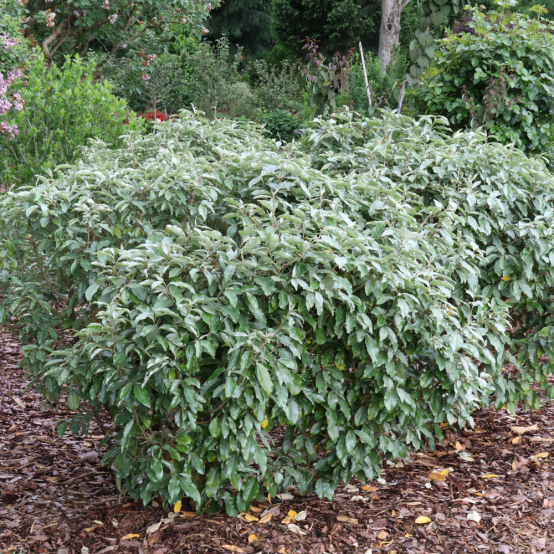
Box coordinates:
[397,79,407,114]
[358,41,372,108]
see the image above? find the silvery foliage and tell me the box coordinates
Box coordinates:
[2,109,551,513]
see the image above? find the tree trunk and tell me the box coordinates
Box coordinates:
[378,0,411,70]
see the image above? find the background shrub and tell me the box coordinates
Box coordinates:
[102,32,190,117]
[253,59,303,113]
[410,6,554,157]
[261,108,302,141]
[0,52,142,189]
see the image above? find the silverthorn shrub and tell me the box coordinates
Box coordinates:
[1,110,552,513]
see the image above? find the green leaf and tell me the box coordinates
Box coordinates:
[209,417,221,438]
[256,363,273,395]
[133,385,151,408]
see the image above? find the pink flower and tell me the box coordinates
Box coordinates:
[102,0,109,8]
[0,121,19,138]
[108,13,118,23]
[12,92,23,111]
[1,32,21,50]
[0,97,12,116]
[141,73,150,80]
[179,17,187,23]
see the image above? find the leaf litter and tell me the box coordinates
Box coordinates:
[1,328,554,553]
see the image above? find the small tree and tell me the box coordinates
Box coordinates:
[14,0,218,67]
[298,37,355,119]
[185,36,243,119]
[102,32,190,118]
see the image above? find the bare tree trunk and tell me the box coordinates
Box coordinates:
[378,0,412,70]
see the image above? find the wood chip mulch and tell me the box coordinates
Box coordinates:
[1,327,553,554]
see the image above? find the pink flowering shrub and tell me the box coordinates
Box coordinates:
[0,68,23,138]
[0,18,26,139]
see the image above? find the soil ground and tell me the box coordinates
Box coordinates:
[1,328,554,554]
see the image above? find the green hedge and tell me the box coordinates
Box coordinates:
[1,110,553,514]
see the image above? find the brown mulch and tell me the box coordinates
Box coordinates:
[1,328,554,554]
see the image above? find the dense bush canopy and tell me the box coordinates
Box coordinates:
[1,110,554,513]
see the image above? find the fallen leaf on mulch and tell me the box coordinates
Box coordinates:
[467,511,482,523]
[510,424,538,434]
[361,485,376,491]
[258,513,272,524]
[221,546,243,553]
[121,534,139,540]
[337,516,358,524]
[415,516,431,524]
[295,510,307,522]
[146,521,161,534]
[531,452,549,460]
[288,523,306,536]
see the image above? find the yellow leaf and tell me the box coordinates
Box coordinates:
[288,510,298,522]
[362,485,376,491]
[242,513,259,522]
[336,364,345,371]
[454,441,464,451]
[305,338,311,344]
[250,506,262,513]
[439,469,449,476]
[121,534,140,540]
[259,513,272,524]
[415,516,431,524]
[261,419,268,429]
[181,511,198,518]
[405,533,412,537]
[482,474,498,479]
[531,452,549,460]
[439,422,449,428]
[248,535,257,543]
[174,501,182,513]
[427,472,446,482]
[501,275,510,281]
[511,436,521,445]
[281,516,292,524]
